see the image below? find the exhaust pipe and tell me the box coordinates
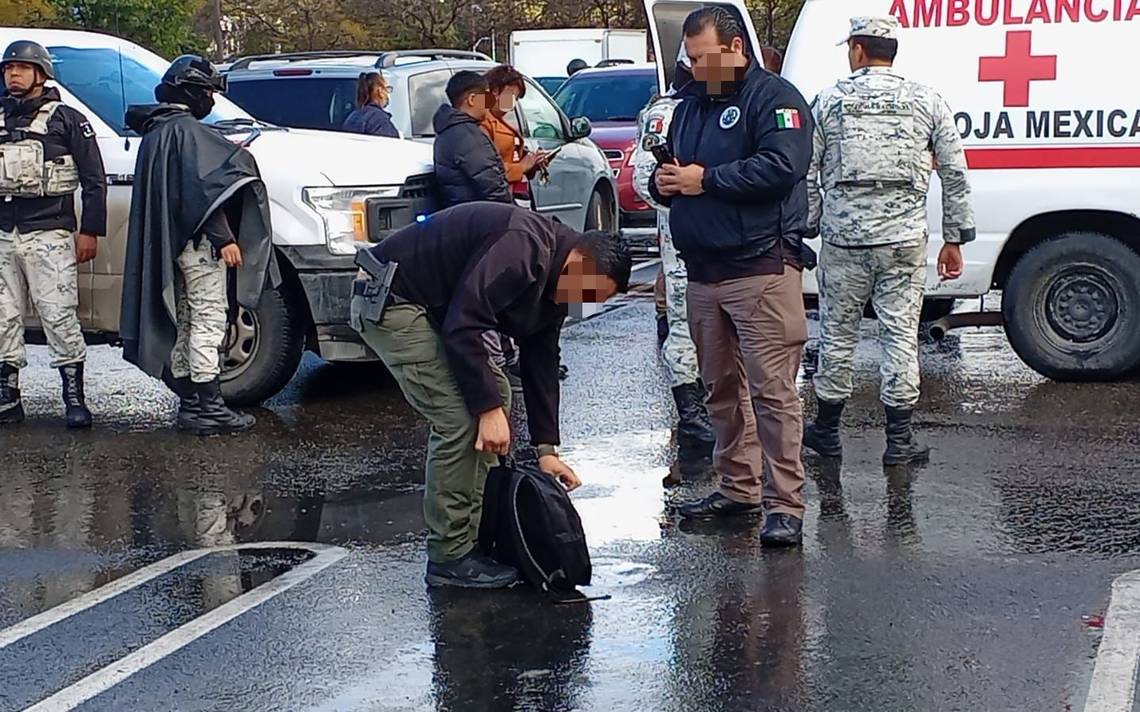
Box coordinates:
[928,311,1004,340]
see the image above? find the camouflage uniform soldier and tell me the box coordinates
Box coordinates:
[633,70,715,451]
[0,41,107,429]
[803,17,975,465]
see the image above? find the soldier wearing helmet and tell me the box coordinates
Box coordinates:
[0,40,107,429]
[120,55,278,435]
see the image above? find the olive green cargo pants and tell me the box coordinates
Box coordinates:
[351,299,511,564]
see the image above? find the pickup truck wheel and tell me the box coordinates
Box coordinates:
[584,188,614,232]
[220,284,306,406]
[1003,231,1140,381]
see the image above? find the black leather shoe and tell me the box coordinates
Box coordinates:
[425,552,519,589]
[677,492,763,519]
[760,513,803,547]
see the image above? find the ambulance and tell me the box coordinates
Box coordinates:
[642,0,1140,381]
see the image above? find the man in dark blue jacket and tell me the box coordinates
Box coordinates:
[432,72,511,208]
[650,7,813,547]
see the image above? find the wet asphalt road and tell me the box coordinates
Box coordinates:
[3,293,1140,711]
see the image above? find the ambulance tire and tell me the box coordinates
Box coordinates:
[1003,232,1140,382]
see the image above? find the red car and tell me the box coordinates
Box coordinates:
[553,64,659,253]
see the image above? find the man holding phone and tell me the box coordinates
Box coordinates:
[631,51,717,457]
[649,7,814,547]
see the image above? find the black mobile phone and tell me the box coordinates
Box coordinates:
[651,144,676,166]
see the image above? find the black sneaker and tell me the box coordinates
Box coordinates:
[425,552,519,589]
[677,492,764,520]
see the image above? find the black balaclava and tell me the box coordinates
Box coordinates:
[155,82,214,120]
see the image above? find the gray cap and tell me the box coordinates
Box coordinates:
[838,16,900,46]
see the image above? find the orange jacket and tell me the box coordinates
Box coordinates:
[481,113,528,183]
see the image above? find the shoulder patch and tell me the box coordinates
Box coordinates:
[80,121,95,139]
[646,116,664,135]
[775,108,802,130]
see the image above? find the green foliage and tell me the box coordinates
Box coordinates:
[50,0,203,57]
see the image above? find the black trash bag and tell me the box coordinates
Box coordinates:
[478,460,592,601]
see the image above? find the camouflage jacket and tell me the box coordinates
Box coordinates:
[631,95,679,213]
[806,66,976,247]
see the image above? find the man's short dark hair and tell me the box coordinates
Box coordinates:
[578,230,632,293]
[853,36,899,62]
[682,6,745,47]
[446,71,488,107]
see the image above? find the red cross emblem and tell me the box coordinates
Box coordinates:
[978,31,1057,108]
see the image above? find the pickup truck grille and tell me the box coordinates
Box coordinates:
[399,174,435,200]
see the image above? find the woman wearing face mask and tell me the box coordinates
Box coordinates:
[480,65,548,184]
[342,72,400,138]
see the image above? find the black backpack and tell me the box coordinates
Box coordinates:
[478,460,593,602]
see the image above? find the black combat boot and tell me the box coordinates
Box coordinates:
[162,370,200,431]
[187,378,255,435]
[673,381,715,447]
[0,363,24,425]
[883,406,930,466]
[59,363,92,429]
[803,399,844,458]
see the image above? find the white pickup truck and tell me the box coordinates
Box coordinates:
[3,27,439,404]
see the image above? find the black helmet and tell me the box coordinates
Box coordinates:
[1,41,54,80]
[566,58,588,76]
[161,55,227,93]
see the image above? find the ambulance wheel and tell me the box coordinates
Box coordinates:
[220,284,306,406]
[1003,231,1140,381]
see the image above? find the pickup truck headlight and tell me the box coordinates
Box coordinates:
[302,186,401,255]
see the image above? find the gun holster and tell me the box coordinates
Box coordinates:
[352,250,398,325]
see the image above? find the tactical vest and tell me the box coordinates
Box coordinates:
[0,102,80,198]
[828,75,928,193]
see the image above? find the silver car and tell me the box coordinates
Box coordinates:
[223,50,618,233]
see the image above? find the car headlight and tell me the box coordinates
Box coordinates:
[302,186,401,255]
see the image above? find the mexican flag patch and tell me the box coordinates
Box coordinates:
[775,108,802,129]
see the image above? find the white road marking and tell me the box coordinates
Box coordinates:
[0,548,216,650]
[21,542,346,712]
[1084,569,1140,712]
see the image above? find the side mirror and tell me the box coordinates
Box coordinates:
[568,116,592,140]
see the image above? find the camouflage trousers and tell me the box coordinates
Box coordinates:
[0,228,86,368]
[171,239,228,384]
[814,240,926,408]
[658,213,701,388]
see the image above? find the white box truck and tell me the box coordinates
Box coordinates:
[510,29,648,82]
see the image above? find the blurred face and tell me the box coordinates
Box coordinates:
[463,90,491,120]
[493,85,520,116]
[555,251,618,304]
[3,61,42,97]
[685,26,748,96]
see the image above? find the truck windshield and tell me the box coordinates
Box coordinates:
[49,46,250,135]
[553,73,656,123]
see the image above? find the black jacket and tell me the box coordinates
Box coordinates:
[368,202,575,445]
[342,102,399,138]
[431,105,511,208]
[649,63,812,282]
[0,88,107,236]
[120,104,278,380]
